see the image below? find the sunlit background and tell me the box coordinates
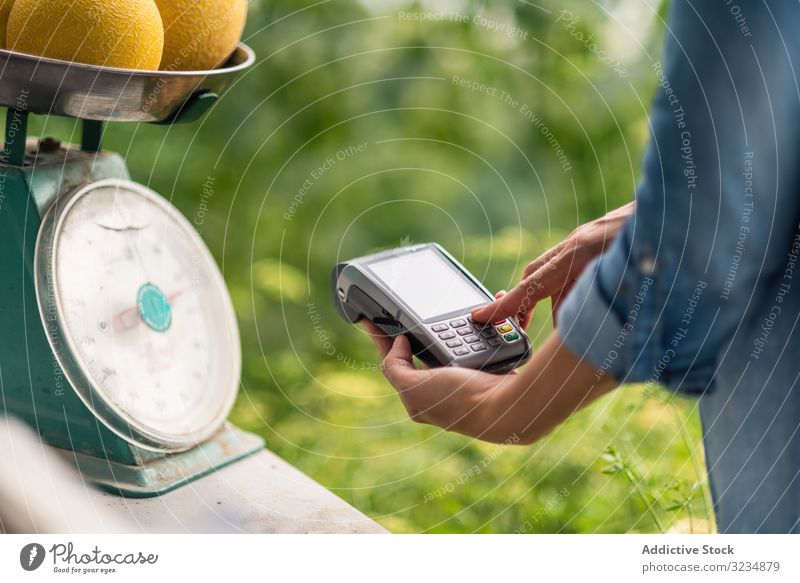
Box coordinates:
[24,0,712,533]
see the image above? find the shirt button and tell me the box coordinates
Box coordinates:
[638,256,657,275]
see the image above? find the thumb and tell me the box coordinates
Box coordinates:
[381,335,419,389]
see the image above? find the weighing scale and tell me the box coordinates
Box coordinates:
[0,45,265,497]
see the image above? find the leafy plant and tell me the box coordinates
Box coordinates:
[15,0,710,533]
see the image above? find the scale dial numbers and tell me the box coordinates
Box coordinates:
[35,179,241,452]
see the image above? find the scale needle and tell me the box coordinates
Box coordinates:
[112,288,185,332]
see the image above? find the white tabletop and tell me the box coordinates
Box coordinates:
[0,417,386,534]
[90,449,387,534]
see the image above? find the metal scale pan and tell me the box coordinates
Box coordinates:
[0,44,256,123]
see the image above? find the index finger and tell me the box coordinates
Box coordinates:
[471,274,544,324]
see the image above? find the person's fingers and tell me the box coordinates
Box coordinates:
[473,244,578,324]
[473,244,585,324]
[530,246,585,292]
[381,335,424,390]
[471,270,551,324]
[517,304,534,329]
[551,280,576,327]
[471,297,515,324]
[494,290,507,300]
[360,320,394,358]
[362,329,430,421]
[471,286,530,324]
[522,243,565,279]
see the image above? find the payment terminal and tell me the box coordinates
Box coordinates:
[331,243,531,373]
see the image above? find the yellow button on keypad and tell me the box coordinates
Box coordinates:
[496,324,513,334]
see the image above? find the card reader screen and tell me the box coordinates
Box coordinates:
[368,249,488,321]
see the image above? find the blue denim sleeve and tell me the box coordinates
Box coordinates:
[557,0,800,393]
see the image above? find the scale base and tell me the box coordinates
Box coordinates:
[59,424,264,498]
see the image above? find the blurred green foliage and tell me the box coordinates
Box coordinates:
[26,0,711,532]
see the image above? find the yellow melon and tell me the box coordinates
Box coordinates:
[155,0,246,71]
[0,0,15,49]
[7,0,164,70]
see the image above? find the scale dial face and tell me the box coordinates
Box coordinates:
[35,179,241,452]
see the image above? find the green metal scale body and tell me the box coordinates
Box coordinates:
[0,45,263,497]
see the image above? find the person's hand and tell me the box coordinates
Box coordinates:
[361,321,619,445]
[471,202,634,327]
[361,320,518,442]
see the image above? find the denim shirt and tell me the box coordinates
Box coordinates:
[557,0,800,533]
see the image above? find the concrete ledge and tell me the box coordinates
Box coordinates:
[0,416,386,534]
[90,449,387,534]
